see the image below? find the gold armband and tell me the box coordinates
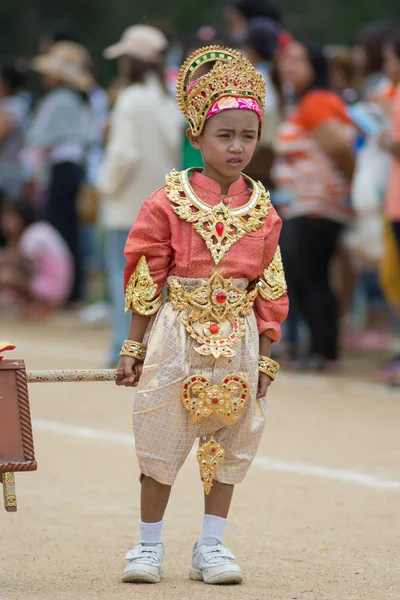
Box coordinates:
[124,256,163,315]
[258,355,280,381]
[119,340,147,361]
[257,246,287,301]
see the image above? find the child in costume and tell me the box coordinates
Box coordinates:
[116,45,289,585]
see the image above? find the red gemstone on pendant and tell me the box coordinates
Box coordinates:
[216,292,227,304]
[215,222,224,237]
[211,447,216,453]
[212,398,219,405]
[210,323,219,334]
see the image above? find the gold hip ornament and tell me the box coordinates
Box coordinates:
[181,374,249,425]
[168,272,257,358]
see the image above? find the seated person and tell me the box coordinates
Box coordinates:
[0,198,73,316]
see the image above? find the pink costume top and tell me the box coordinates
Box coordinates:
[124,170,288,342]
[20,221,74,306]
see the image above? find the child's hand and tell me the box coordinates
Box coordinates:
[256,372,272,399]
[116,356,139,387]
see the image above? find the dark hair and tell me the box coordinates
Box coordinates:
[244,17,280,61]
[328,47,355,86]
[0,61,26,95]
[125,56,168,94]
[358,21,395,74]
[43,21,80,45]
[234,0,282,24]
[299,40,329,92]
[2,198,36,228]
[388,30,400,60]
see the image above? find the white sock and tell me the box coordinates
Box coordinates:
[138,519,164,544]
[198,514,227,547]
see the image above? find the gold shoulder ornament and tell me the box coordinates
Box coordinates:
[124,256,163,315]
[257,246,287,301]
[165,168,271,265]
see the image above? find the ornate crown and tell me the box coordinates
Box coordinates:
[176,45,266,138]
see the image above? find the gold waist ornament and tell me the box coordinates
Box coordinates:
[167,272,258,358]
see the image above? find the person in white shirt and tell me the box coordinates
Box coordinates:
[99,25,181,365]
[27,41,95,304]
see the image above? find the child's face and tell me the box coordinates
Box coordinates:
[278,41,314,93]
[42,74,62,90]
[1,208,24,239]
[191,109,259,180]
[383,44,400,85]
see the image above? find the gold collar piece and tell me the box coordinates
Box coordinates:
[165,169,271,264]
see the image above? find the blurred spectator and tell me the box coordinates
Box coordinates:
[381,32,400,263]
[274,40,355,369]
[99,25,181,366]
[241,17,282,189]
[225,0,282,42]
[326,46,358,105]
[78,58,109,305]
[0,198,73,317]
[377,31,400,383]
[0,61,28,200]
[356,21,394,102]
[27,41,95,305]
[342,22,397,353]
[39,21,81,54]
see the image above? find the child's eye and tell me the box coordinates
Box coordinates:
[218,134,230,138]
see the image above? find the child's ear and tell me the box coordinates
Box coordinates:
[186,128,202,150]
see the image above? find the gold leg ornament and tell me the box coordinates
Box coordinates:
[181,373,250,493]
[197,436,225,495]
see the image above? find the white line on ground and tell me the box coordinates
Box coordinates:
[32,419,400,492]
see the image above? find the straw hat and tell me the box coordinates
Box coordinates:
[32,41,94,92]
[103,25,168,62]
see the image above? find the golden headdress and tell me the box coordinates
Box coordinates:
[176,45,266,139]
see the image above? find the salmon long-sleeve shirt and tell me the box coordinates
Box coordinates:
[124,170,288,342]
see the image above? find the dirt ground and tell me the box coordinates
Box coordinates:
[1,313,400,600]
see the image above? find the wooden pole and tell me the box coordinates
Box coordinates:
[26,369,118,383]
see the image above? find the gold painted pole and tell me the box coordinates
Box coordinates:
[1,473,17,512]
[26,369,118,383]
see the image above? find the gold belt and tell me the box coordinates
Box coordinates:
[167,273,258,358]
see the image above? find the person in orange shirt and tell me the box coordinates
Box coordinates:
[114,46,288,585]
[274,39,355,370]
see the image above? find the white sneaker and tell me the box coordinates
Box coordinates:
[190,542,243,584]
[122,542,164,583]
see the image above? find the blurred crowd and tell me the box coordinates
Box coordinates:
[1,0,400,382]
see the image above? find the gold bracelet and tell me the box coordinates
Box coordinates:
[258,355,280,381]
[119,340,147,361]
